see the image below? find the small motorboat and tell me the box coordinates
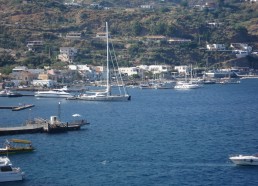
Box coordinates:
[0,156,24,182]
[0,89,22,97]
[229,154,258,165]
[0,139,35,155]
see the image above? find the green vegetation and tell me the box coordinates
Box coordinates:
[0,0,258,74]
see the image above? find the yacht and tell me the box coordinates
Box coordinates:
[229,154,258,165]
[174,81,200,89]
[0,156,24,182]
[35,89,73,98]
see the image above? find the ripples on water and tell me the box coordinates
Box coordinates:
[1,79,258,186]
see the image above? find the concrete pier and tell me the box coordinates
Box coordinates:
[12,104,35,111]
[0,123,87,136]
[0,126,44,135]
[0,104,35,111]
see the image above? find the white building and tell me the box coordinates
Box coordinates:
[137,65,149,71]
[31,79,57,87]
[12,66,28,73]
[230,43,252,52]
[148,65,171,74]
[174,66,189,74]
[68,64,92,72]
[230,43,252,58]
[118,67,139,76]
[137,65,171,74]
[206,44,225,51]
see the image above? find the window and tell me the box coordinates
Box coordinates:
[1,166,12,172]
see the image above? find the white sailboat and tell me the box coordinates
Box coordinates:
[174,64,201,89]
[69,22,131,101]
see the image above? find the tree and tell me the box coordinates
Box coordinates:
[128,44,139,56]
[0,52,16,67]
[132,22,142,36]
[217,0,224,7]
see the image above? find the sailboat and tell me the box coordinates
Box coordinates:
[68,22,131,101]
[174,64,201,89]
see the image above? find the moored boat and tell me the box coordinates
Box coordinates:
[0,156,24,182]
[0,89,8,97]
[0,89,22,97]
[229,154,258,165]
[0,139,35,155]
[68,22,130,101]
[35,89,73,98]
[174,81,200,89]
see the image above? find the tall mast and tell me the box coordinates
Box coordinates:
[106,22,110,95]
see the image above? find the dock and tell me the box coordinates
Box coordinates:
[0,104,35,111]
[12,104,35,111]
[0,121,89,136]
[0,126,44,135]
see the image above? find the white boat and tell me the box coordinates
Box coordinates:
[174,65,201,90]
[219,78,241,84]
[0,89,22,97]
[174,82,200,89]
[229,154,258,165]
[139,82,152,89]
[69,22,131,101]
[0,89,8,97]
[0,156,24,182]
[35,89,73,98]
[154,81,176,89]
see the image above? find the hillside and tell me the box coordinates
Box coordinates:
[0,0,258,73]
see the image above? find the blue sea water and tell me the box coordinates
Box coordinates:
[1,79,258,186]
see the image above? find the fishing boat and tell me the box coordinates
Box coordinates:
[0,156,24,182]
[68,22,130,101]
[0,139,35,155]
[35,88,73,98]
[229,154,258,165]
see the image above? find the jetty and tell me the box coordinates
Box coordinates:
[0,116,89,136]
[0,126,44,135]
[12,104,35,111]
[0,104,35,111]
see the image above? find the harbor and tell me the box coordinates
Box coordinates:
[0,78,258,185]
